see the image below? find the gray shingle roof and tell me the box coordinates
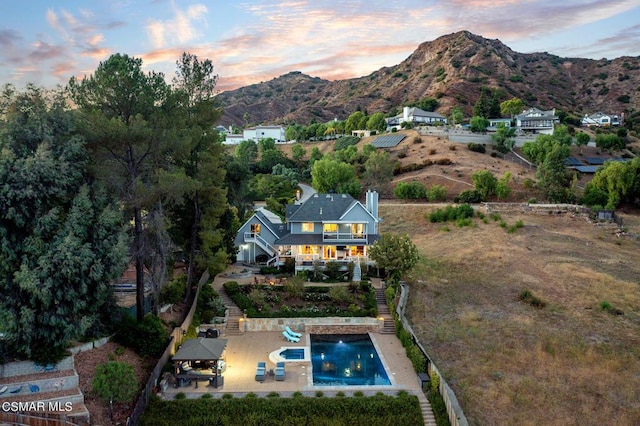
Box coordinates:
[172,338,228,361]
[287,194,357,222]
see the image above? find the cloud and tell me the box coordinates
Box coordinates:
[145,3,208,48]
[0,29,21,48]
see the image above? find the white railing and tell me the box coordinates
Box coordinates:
[243,232,277,255]
[322,232,366,241]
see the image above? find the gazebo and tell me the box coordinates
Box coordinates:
[172,337,228,388]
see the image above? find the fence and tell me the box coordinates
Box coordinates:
[0,412,81,426]
[396,282,469,426]
[126,271,209,426]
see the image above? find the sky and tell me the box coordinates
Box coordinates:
[1,0,639,93]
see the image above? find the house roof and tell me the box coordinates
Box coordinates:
[516,107,557,120]
[172,338,228,361]
[287,193,358,222]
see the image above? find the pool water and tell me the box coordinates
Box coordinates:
[311,334,391,386]
[280,348,305,360]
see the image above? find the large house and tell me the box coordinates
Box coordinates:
[222,125,286,145]
[235,190,381,276]
[386,106,447,130]
[515,107,559,135]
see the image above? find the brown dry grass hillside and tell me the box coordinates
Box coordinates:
[380,204,640,425]
[218,31,640,127]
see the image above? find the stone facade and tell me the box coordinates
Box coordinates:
[240,317,381,333]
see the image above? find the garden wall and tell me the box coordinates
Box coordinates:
[241,317,381,334]
[0,356,74,379]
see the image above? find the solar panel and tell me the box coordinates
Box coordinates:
[371,134,406,148]
[584,157,606,165]
[564,157,583,166]
[574,166,599,173]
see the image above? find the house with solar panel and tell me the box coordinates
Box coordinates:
[235,190,381,276]
[581,112,621,128]
[386,106,447,130]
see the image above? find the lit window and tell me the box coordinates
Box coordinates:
[323,224,338,232]
[302,222,314,232]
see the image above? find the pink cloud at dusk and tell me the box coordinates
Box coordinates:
[0,1,638,90]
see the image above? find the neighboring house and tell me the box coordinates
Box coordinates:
[223,133,244,145]
[581,112,621,127]
[386,106,447,130]
[243,125,286,143]
[487,118,512,132]
[515,107,559,135]
[236,190,381,274]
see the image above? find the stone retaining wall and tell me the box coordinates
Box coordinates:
[242,317,381,333]
[0,356,74,378]
[0,373,80,397]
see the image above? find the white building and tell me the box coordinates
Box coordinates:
[243,125,286,143]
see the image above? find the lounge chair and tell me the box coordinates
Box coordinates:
[255,361,266,382]
[9,385,22,394]
[282,330,300,343]
[0,386,7,395]
[29,384,40,393]
[275,361,285,381]
[285,326,302,338]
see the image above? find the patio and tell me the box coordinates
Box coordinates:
[159,331,425,398]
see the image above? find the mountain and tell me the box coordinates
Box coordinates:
[216,31,640,127]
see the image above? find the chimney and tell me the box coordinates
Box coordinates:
[366,190,379,221]
[402,106,410,123]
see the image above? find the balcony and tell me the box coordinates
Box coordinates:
[322,232,366,242]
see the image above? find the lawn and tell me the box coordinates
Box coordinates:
[380,204,640,425]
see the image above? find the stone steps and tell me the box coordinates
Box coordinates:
[420,396,437,426]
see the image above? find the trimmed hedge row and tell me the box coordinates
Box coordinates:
[141,392,423,426]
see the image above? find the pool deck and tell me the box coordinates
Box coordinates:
[158,267,436,425]
[159,330,424,397]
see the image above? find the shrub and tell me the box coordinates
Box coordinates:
[519,290,546,309]
[159,275,186,305]
[223,281,240,296]
[600,300,624,315]
[427,184,447,202]
[394,181,427,199]
[92,361,138,403]
[435,158,452,165]
[454,189,483,203]
[114,314,169,357]
[467,143,486,153]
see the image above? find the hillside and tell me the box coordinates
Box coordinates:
[217,31,640,126]
[379,204,640,425]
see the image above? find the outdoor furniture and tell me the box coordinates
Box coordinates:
[0,386,7,395]
[255,361,266,382]
[282,330,300,343]
[29,384,40,393]
[275,362,285,381]
[9,385,22,394]
[285,326,302,338]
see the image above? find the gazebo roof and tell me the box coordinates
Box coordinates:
[172,337,228,361]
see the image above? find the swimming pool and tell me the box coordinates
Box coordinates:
[268,346,310,364]
[281,348,305,360]
[310,334,391,386]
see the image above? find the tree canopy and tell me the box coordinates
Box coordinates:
[0,85,127,362]
[369,233,420,281]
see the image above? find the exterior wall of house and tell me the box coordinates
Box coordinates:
[243,126,286,142]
